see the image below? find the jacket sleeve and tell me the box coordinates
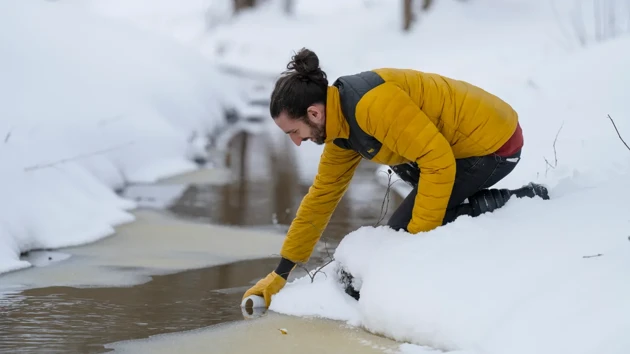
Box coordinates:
[358,82,456,233]
[280,142,362,263]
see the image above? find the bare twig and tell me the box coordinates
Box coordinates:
[4,131,11,143]
[375,168,394,226]
[544,121,564,175]
[544,158,554,174]
[296,257,335,283]
[307,234,335,282]
[321,233,334,261]
[292,220,336,283]
[551,121,564,166]
[23,142,134,172]
[583,253,603,258]
[607,114,629,151]
[374,168,406,226]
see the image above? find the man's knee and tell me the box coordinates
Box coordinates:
[386,204,411,231]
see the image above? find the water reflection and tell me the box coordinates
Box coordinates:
[0,258,280,354]
[169,131,402,245]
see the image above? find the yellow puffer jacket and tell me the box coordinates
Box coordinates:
[280,68,519,263]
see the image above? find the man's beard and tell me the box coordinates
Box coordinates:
[305,119,326,145]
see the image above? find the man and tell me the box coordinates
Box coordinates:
[242,48,549,307]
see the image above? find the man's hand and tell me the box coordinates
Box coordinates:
[242,271,287,308]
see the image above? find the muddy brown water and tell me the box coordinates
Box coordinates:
[0,131,403,354]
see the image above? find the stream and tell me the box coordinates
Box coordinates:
[0,128,402,353]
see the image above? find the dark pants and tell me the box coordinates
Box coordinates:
[387,149,522,231]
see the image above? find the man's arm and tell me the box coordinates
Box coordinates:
[358,82,456,233]
[276,142,362,278]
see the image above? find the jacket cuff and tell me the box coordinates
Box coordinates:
[275,257,296,280]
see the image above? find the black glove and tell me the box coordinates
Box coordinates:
[389,162,420,188]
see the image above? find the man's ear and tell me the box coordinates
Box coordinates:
[308,104,325,123]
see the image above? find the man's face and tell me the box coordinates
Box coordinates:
[274,104,326,146]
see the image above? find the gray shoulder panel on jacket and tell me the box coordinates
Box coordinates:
[332,71,385,160]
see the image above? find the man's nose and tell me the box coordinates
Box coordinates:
[290,134,302,146]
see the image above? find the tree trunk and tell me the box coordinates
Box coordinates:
[403,0,413,31]
[234,0,256,14]
[284,0,293,15]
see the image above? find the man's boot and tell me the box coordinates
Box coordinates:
[510,182,550,200]
[469,182,549,217]
[339,268,360,300]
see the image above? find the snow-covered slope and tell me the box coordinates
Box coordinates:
[270,34,630,354]
[0,1,226,274]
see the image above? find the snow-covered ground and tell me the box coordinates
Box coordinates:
[3,0,630,352]
[0,1,229,274]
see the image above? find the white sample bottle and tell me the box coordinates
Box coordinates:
[241,295,266,309]
[240,295,267,319]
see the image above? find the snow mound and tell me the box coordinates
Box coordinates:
[0,1,226,274]
[273,173,630,354]
[269,34,630,354]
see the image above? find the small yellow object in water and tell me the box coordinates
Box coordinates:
[278,328,288,335]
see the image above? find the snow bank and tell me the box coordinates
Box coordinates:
[269,33,630,354]
[0,1,226,274]
[273,170,630,354]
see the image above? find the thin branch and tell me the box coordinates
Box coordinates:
[23,142,135,172]
[308,233,335,282]
[291,219,336,283]
[375,168,394,226]
[321,233,333,261]
[374,169,407,226]
[607,114,629,151]
[544,121,564,175]
[295,257,335,283]
[551,121,564,166]
[4,125,15,143]
[544,155,556,177]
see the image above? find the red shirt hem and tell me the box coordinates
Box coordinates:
[494,122,523,157]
